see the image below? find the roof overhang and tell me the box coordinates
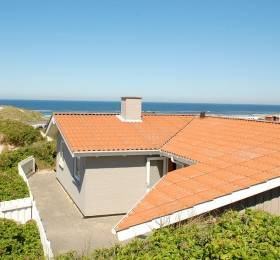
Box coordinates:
[113,176,280,241]
[45,116,57,138]
[45,115,197,160]
[74,149,198,159]
[73,150,160,157]
[160,150,197,165]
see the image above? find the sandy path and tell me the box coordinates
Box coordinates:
[0,144,4,154]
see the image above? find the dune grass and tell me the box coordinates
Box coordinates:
[0,119,42,147]
[0,105,47,124]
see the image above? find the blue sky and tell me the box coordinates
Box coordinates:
[0,1,279,104]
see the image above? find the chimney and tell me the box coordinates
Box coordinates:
[119,97,142,122]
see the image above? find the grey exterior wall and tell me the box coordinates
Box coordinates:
[149,160,164,188]
[55,135,164,216]
[216,186,280,216]
[56,133,87,214]
[83,156,163,216]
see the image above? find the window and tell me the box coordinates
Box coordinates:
[59,141,65,169]
[74,157,82,182]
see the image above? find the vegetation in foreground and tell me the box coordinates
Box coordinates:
[0,109,53,259]
[0,168,29,201]
[57,210,280,260]
[0,105,47,124]
[0,218,44,259]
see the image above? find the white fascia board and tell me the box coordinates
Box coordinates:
[73,150,159,157]
[45,116,56,137]
[160,150,197,165]
[54,120,75,158]
[147,157,165,161]
[115,176,280,241]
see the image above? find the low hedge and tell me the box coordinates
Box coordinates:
[0,218,44,259]
[57,210,280,259]
[0,119,42,146]
[0,168,29,201]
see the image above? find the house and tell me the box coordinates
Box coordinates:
[46,97,280,241]
[264,115,280,122]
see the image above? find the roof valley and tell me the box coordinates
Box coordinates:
[160,116,197,150]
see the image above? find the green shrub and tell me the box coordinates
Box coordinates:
[0,119,42,146]
[0,141,56,172]
[0,218,44,259]
[28,141,57,169]
[0,168,29,201]
[0,140,56,201]
[57,210,280,259]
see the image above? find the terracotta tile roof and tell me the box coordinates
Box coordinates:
[54,113,194,152]
[115,117,280,232]
[52,113,280,232]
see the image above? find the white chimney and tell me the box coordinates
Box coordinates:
[118,97,142,122]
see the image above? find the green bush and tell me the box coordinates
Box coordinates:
[0,141,56,172]
[0,140,56,201]
[0,119,42,146]
[0,218,44,259]
[28,141,57,169]
[0,168,29,201]
[57,210,280,259]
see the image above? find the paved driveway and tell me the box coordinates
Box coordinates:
[29,171,123,256]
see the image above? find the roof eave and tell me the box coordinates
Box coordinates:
[160,150,197,165]
[45,115,58,139]
[113,176,280,241]
[73,149,160,157]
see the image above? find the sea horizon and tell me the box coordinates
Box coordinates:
[1,99,280,118]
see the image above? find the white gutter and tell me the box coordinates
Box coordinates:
[160,150,196,165]
[45,116,197,162]
[114,176,280,241]
[73,150,159,157]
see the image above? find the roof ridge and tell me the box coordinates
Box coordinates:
[160,115,197,149]
[54,112,196,117]
[54,112,118,115]
[142,113,196,116]
[204,115,280,125]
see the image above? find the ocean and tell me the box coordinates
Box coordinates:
[0,99,280,118]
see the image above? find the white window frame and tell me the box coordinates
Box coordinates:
[73,157,82,182]
[146,157,167,192]
[59,140,65,169]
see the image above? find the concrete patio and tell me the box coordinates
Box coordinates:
[29,171,123,256]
